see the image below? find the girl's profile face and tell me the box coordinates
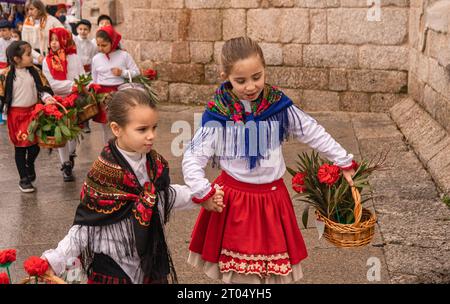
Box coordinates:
[223,55,265,102]
[111,105,159,154]
[96,37,112,54]
[50,33,60,52]
[28,4,39,19]
[15,45,33,68]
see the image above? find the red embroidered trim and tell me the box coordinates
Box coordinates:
[192,185,216,204]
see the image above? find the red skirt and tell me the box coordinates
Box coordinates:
[92,85,119,124]
[189,171,308,282]
[7,106,37,147]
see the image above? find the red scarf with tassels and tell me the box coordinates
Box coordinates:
[97,25,122,59]
[46,28,77,81]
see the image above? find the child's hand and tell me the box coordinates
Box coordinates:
[111,68,122,76]
[201,186,225,213]
[43,96,57,105]
[342,168,355,187]
[37,55,44,64]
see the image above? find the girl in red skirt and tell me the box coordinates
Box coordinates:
[183,37,356,283]
[0,40,55,193]
[91,25,140,145]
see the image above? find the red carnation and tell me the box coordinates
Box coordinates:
[62,94,77,108]
[292,172,307,193]
[143,68,157,80]
[89,84,102,93]
[207,101,215,109]
[0,273,9,284]
[31,104,45,118]
[0,249,16,265]
[23,256,49,277]
[317,163,341,186]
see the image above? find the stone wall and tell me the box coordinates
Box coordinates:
[80,0,410,112]
[409,0,450,133]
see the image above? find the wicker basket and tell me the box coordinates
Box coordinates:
[20,274,67,284]
[315,187,377,248]
[77,103,99,123]
[37,101,69,149]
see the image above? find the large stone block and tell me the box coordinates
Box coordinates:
[128,9,161,40]
[266,67,328,89]
[340,92,370,112]
[310,9,327,44]
[140,41,172,62]
[328,8,408,45]
[171,42,190,63]
[151,80,169,102]
[408,74,425,105]
[423,84,438,119]
[230,0,260,8]
[148,0,184,8]
[155,63,205,83]
[417,53,429,83]
[435,93,450,133]
[283,44,303,66]
[223,9,247,40]
[262,0,296,8]
[428,57,450,100]
[188,10,222,41]
[370,93,407,113]
[280,88,303,106]
[190,42,214,64]
[340,0,409,6]
[426,30,450,68]
[169,83,216,104]
[359,45,409,70]
[247,9,309,43]
[160,10,190,41]
[329,69,347,91]
[303,45,358,68]
[260,43,283,65]
[185,0,230,9]
[347,70,408,93]
[213,41,225,64]
[409,8,422,50]
[204,64,222,84]
[302,90,340,111]
[121,40,141,64]
[295,0,339,8]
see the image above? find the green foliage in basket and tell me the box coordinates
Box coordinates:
[287,151,385,227]
[27,103,81,145]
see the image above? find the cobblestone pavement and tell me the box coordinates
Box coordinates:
[0,104,448,284]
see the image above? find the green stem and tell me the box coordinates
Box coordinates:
[336,203,342,223]
[6,267,11,284]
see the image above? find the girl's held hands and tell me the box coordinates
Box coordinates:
[111,67,122,76]
[201,186,225,213]
[342,168,355,187]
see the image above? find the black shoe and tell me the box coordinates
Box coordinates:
[69,152,77,169]
[61,161,75,182]
[27,165,36,182]
[19,178,35,193]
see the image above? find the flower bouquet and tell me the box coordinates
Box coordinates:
[27,101,81,149]
[119,68,159,104]
[20,256,66,284]
[71,73,104,123]
[0,249,16,284]
[287,151,384,248]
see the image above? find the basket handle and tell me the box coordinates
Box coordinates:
[351,186,362,227]
[20,274,67,284]
[127,70,132,83]
[53,100,68,115]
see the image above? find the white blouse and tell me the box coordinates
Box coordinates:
[0,38,12,63]
[91,50,140,86]
[42,53,86,97]
[182,103,354,199]
[73,35,98,66]
[42,144,196,284]
[10,68,51,108]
